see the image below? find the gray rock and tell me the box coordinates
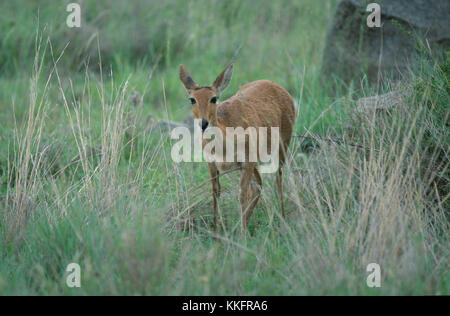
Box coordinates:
[356,88,411,113]
[130,91,142,107]
[150,119,189,133]
[322,0,450,84]
[182,113,194,131]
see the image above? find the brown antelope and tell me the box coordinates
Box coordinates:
[179,63,295,232]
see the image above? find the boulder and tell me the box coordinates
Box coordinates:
[150,119,189,133]
[322,0,450,84]
[356,88,411,113]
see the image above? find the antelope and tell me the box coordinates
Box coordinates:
[179,63,295,232]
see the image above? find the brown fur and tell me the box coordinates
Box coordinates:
[179,63,295,233]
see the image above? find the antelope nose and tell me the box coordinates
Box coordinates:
[201,119,209,132]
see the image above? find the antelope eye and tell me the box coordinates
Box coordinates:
[189,98,196,105]
[210,97,217,104]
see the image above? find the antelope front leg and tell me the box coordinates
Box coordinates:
[249,166,262,213]
[208,162,220,230]
[239,163,258,233]
[276,168,285,218]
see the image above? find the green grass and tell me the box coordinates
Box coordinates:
[0,0,448,295]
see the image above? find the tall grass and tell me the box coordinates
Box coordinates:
[1,41,448,294]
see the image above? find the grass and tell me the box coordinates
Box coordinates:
[0,0,448,295]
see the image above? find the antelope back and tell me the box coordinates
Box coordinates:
[216,80,295,152]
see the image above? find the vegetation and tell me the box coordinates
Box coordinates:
[0,0,448,295]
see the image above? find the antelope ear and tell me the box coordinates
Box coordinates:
[179,64,198,90]
[212,63,233,96]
